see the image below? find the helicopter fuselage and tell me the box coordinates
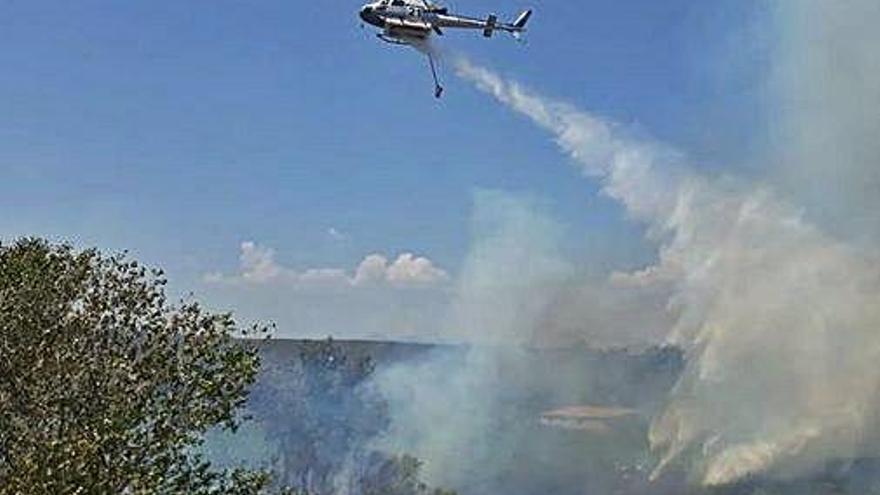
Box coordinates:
[358,0,532,97]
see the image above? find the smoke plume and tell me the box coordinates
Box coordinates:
[772,0,880,242]
[372,190,571,487]
[450,56,880,486]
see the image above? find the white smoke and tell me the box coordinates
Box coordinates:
[372,190,569,486]
[772,0,880,242]
[444,190,571,345]
[452,57,880,485]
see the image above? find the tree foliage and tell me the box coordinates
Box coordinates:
[0,238,274,494]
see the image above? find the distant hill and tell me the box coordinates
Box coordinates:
[252,338,453,367]
[218,339,880,495]
[249,338,685,412]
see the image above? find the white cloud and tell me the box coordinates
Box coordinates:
[327,227,349,242]
[239,241,295,284]
[352,254,389,286]
[386,253,450,286]
[298,268,351,287]
[205,241,448,290]
[353,253,450,287]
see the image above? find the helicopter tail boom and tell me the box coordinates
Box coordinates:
[484,9,532,38]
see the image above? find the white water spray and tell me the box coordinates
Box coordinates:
[453,56,880,485]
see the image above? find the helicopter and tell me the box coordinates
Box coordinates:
[359,0,532,97]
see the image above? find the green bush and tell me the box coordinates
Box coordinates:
[0,238,274,494]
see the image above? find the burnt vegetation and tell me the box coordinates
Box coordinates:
[246,338,453,495]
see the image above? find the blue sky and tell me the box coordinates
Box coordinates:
[0,0,771,340]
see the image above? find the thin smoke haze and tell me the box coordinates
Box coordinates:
[451,56,880,486]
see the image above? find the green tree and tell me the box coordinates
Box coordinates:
[0,238,276,494]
